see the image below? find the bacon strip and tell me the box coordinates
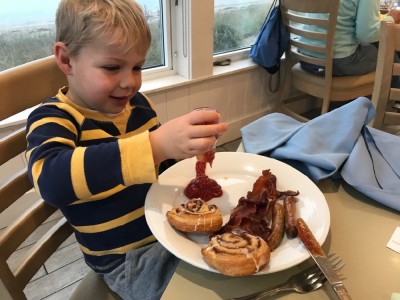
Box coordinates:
[216,169,299,249]
[216,170,276,241]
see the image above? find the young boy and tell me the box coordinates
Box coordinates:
[25,0,227,299]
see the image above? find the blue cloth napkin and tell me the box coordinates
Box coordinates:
[241,97,400,211]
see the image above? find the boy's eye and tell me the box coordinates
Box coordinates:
[103,66,120,71]
[133,66,143,72]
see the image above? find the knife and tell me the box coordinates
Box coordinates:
[296,218,352,300]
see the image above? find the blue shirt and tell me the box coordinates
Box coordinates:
[299,0,381,59]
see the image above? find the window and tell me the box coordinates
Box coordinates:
[0,0,164,72]
[0,0,59,71]
[137,0,165,69]
[214,0,270,55]
[0,0,272,76]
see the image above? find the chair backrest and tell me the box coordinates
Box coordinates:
[371,21,400,129]
[0,56,71,299]
[280,0,339,88]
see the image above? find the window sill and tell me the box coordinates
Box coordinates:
[141,57,259,94]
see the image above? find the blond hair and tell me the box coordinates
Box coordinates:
[55,0,151,56]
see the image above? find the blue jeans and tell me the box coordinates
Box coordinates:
[102,242,179,300]
[300,43,400,89]
[300,43,378,76]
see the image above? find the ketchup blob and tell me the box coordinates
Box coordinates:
[184,161,223,201]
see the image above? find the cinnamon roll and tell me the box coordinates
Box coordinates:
[166,199,223,234]
[201,231,270,276]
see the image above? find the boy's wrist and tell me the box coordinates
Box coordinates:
[149,130,165,166]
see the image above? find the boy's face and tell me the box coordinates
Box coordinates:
[65,40,146,115]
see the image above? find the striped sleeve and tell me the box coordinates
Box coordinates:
[26,103,157,208]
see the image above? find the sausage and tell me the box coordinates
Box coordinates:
[266,202,285,251]
[284,196,298,238]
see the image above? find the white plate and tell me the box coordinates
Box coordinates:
[145,152,330,274]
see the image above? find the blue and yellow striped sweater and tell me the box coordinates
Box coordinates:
[26,88,172,273]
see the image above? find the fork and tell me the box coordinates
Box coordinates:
[229,253,345,300]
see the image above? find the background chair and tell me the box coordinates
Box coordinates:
[278,0,376,122]
[370,21,400,129]
[0,56,119,299]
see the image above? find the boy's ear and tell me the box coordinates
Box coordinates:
[53,42,73,75]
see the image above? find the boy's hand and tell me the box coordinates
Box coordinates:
[149,109,228,165]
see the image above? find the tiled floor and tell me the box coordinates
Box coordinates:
[10,122,400,299]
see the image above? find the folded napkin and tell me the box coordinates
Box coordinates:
[241,97,400,211]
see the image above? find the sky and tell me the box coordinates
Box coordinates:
[0,0,160,27]
[0,0,59,27]
[0,0,262,28]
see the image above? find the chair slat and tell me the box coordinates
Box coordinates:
[0,260,25,300]
[371,22,400,128]
[289,26,327,41]
[0,128,27,166]
[385,112,400,124]
[291,39,326,54]
[392,62,400,76]
[291,50,326,67]
[0,56,67,121]
[0,200,57,260]
[395,29,400,51]
[282,0,337,13]
[286,12,328,27]
[14,218,73,287]
[0,169,33,214]
[389,88,400,101]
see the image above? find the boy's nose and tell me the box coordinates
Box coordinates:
[120,72,136,89]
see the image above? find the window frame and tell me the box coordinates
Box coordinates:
[143,0,253,82]
[142,0,176,79]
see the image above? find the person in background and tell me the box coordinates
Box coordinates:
[299,0,400,111]
[299,0,381,76]
[25,0,227,299]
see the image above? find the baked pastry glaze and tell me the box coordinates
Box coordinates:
[166,199,223,234]
[201,231,270,276]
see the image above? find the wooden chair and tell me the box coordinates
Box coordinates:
[370,21,400,129]
[278,0,376,121]
[0,56,120,299]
